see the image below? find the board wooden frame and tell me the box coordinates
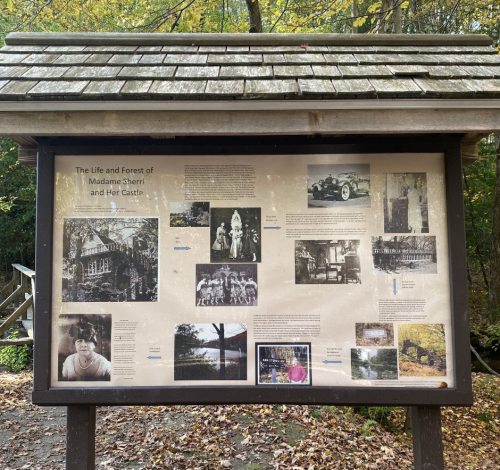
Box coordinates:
[32,134,473,406]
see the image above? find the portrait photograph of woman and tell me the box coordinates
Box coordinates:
[58,314,112,382]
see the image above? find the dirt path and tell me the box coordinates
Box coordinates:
[1,371,499,469]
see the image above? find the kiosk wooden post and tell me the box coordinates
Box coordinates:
[66,406,96,470]
[411,406,444,470]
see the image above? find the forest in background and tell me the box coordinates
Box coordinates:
[0,0,500,368]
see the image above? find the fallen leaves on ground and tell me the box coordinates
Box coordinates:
[0,372,498,469]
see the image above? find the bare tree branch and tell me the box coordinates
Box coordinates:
[269,0,290,33]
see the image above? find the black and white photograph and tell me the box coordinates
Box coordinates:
[372,236,437,274]
[196,264,258,306]
[210,208,261,263]
[58,314,112,382]
[62,217,159,302]
[308,164,370,208]
[256,343,312,385]
[384,173,428,233]
[295,240,361,284]
[174,323,247,381]
[170,201,210,227]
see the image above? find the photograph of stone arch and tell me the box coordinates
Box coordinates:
[384,173,429,233]
[398,324,447,377]
[372,235,437,274]
[62,217,159,302]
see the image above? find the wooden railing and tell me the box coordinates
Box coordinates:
[0,264,35,346]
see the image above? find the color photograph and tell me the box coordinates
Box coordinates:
[256,343,312,385]
[351,348,398,380]
[384,173,428,233]
[58,314,111,382]
[398,324,447,377]
[174,323,247,381]
[308,164,370,208]
[372,236,437,274]
[62,217,159,302]
[170,201,210,227]
[196,264,258,306]
[295,240,361,284]
[210,208,261,263]
[355,323,394,347]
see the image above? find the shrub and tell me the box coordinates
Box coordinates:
[0,332,33,372]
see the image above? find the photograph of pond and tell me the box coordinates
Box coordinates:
[398,324,447,377]
[351,348,398,380]
[372,235,437,274]
[355,323,394,347]
[256,343,312,385]
[174,323,247,381]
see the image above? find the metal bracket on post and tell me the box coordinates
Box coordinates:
[411,405,444,470]
[66,405,96,470]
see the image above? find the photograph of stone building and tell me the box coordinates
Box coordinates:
[62,217,159,302]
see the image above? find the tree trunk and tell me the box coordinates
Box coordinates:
[351,0,358,33]
[393,0,402,33]
[245,0,263,33]
[213,323,226,379]
[403,407,412,434]
[488,134,500,322]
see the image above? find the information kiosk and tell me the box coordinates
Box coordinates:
[2,31,500,469]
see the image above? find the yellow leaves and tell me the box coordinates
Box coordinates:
[368,2,382,14]
[353,17,367,28]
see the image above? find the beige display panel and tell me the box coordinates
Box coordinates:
[51,153,454,388]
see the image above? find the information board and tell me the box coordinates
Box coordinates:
[51,153,454,389]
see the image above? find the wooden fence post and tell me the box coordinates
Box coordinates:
[66,405,96,470]
[411,405,444,470]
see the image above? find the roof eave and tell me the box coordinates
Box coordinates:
[5,32,493,47]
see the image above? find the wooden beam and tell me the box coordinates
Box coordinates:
[411,406,444,470]
[0,285,22,314]
[0,278,16,298]
[66,406,96,470]
[5,32,493,47]
[12,264,36,278]
[0,295,33,336]
[0,337,33,346]
[1,109,500,138]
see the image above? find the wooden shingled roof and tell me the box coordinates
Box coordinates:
[0,32,499,100]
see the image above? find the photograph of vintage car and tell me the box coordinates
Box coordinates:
[308,164,371,208]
